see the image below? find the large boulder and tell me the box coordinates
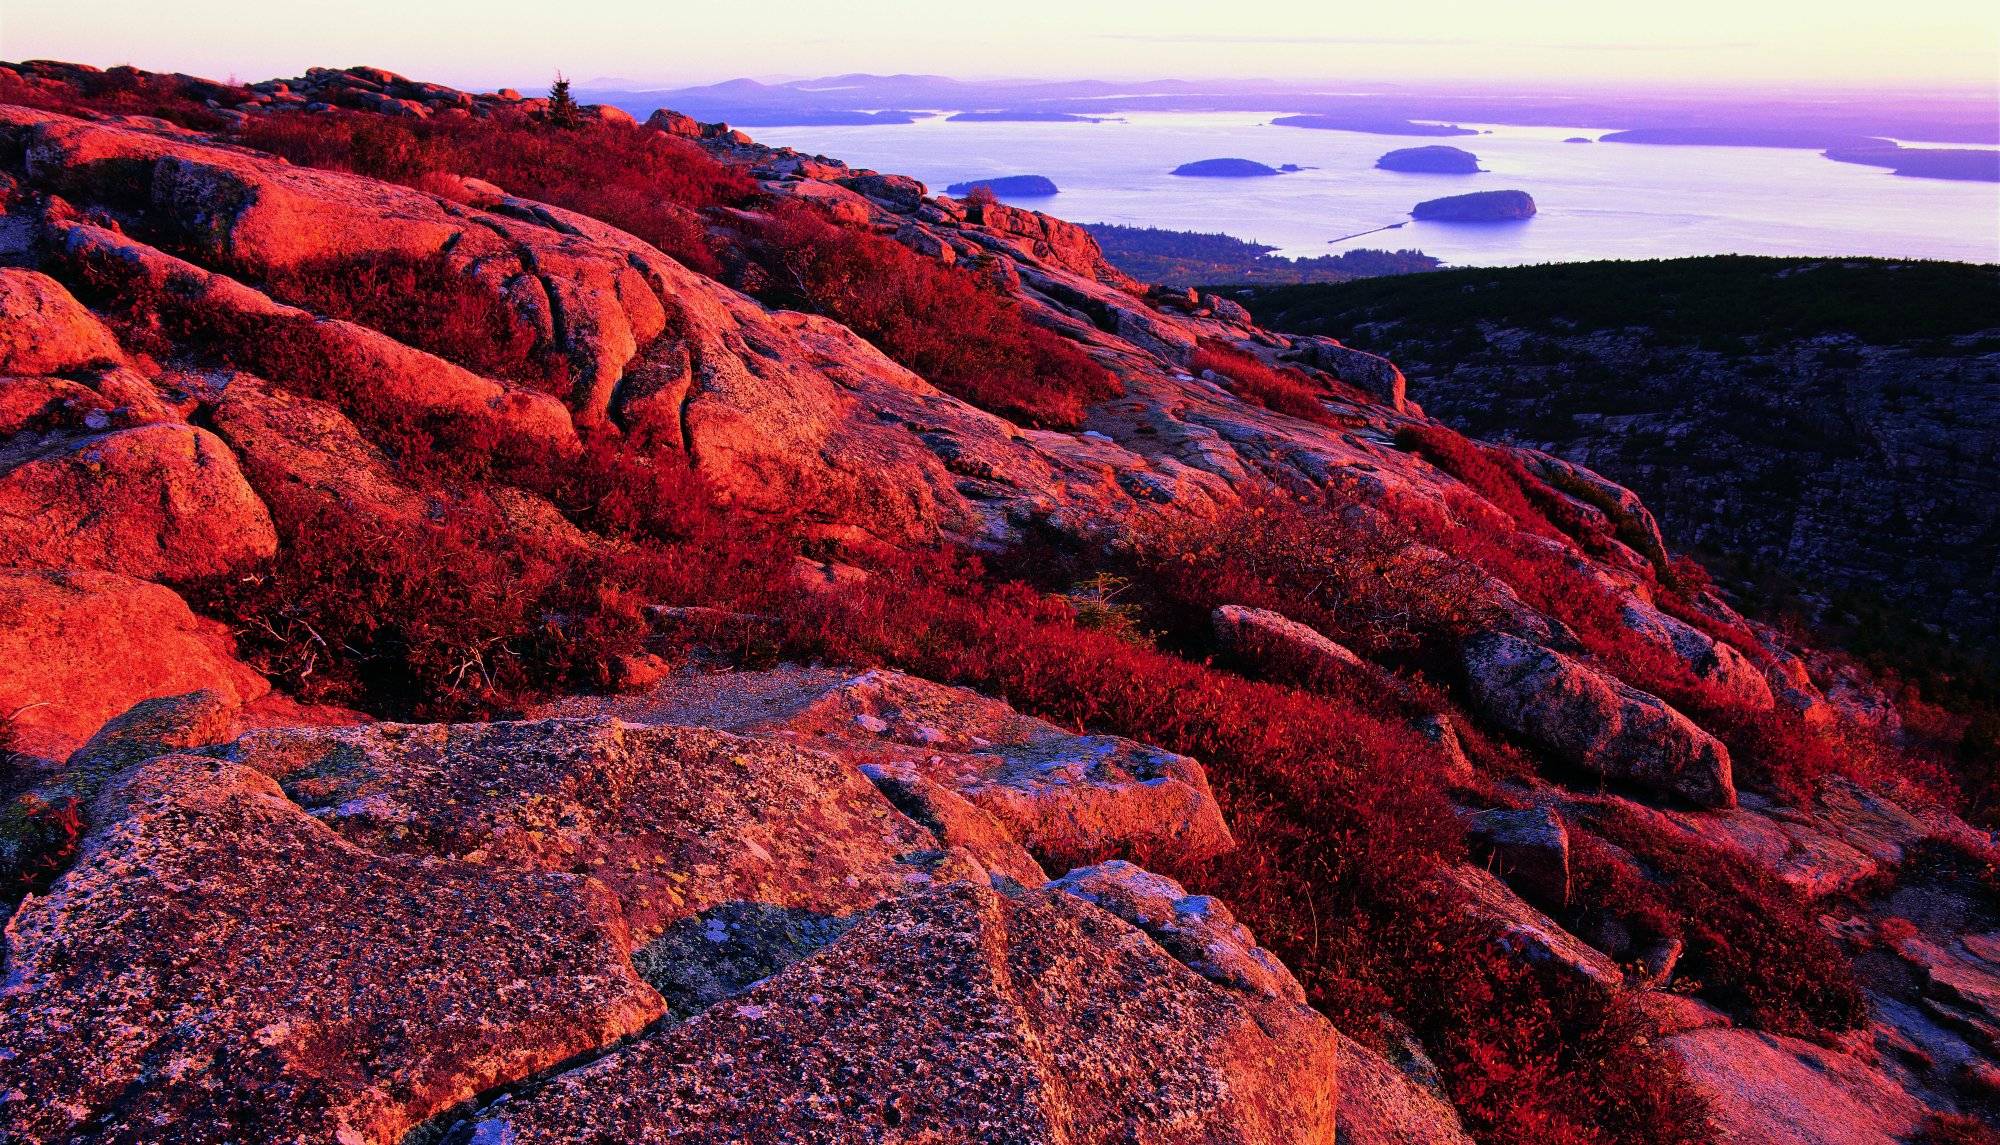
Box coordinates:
[1334,1033,1476,1145]
[0,422,277,580]
[469,881,1342,1145]
[1620,602,1774,713]
[538,666,1237,869]
[0,268,125,374]
[1666,1028,1929,1145]
[1461,632,1735,808]
[0,754,662,1145]
[1050,859,1305,1003]
[0,569,267,757]
[1213,603,1369,678]
[217,717,953,944]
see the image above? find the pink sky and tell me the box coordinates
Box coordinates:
[6,0,1997,91]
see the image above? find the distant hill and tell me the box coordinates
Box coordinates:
[1226,258,2000,670]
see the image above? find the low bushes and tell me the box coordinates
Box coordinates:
[766,550,1704,1145]
[0,65,247,130]
[231,111,754,275]
[1578,802,1869,1036]
[256,252,564,393]
[1189,339,1348,426]
[747,201,1121,429]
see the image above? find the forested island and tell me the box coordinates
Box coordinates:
[1086,223,1440,284]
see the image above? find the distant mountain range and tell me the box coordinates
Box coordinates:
[579,73,2000,147]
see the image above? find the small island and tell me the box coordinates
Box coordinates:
[1410,189,1537,221]
[946,110,1108,123]
[1172,158,1283,178]
[945,175,1061,197]
[1376,145,1482,174]
[1563,136,1594,143]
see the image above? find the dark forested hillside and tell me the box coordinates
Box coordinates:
[1230,257,2000,816]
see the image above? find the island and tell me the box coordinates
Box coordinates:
[1598,127,1889,150]
[1410,189,1537,221]
[1273,114,1477,137]
[1563,136,1594,143]
[1172,158,1283,177]
[945,175,1061,197]
[1823,143,2000,183]
[945,110,1109,123]
[1376,145,1482,174]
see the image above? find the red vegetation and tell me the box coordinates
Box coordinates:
[749,201,1121,429]
[765,552,1704,1145]
[2,794,83,904]
[1395,423,1598,544]
[1190,339,1349,426]
[255,252,563,392]
[188,437,792,719]
[230,111,754,275]
[0,64,247,130]
[1571,803,1867,1036]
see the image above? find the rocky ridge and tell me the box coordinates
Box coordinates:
[0,61,1994,1145]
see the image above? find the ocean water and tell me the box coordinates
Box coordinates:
[746,112,2000,267]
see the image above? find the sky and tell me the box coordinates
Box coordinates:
[4,0,1997,92]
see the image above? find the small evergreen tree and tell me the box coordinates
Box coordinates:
[547,71,581,130]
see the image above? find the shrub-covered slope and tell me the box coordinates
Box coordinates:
[0,61,1996,1145]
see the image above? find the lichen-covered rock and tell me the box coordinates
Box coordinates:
[0,569,267,757]
[0,422,276,580]
[1461,804,1571,908]
[217,717,949,943]
[0,753,662,1145]
[1213,602,1369,677]
[540,666,1237,869]
[473,881,1341,1145]
[1334,1033,1476,1145]
[1462,632,1736,808]
[0,267,124,374]
[1666,1028,1928,1145]
[1050,859,1306,1003]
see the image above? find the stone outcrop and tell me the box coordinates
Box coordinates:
[0,570,267,757]
[0,268,125,374]
[0,753,662,1145]
[1667,1028,1929,1145]
[0,422,276,580]
[538,666,1237,869]
[1462,632,1736,808]
[217,717,955,943]
[469,881,1342,1145]
[1213,603,1370,678]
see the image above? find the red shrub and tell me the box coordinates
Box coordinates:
[1,794,82,904]
[765,550,1703,1144]
[749,201,1121,429]
[256,252,564,393]
[231,111,754,275]
[1395,423,1600,544]
[0,65,247,130]
[1190,339,1350,426]
[1580,802,1868,1035]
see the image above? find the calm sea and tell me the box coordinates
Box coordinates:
[746,112,2000,267]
